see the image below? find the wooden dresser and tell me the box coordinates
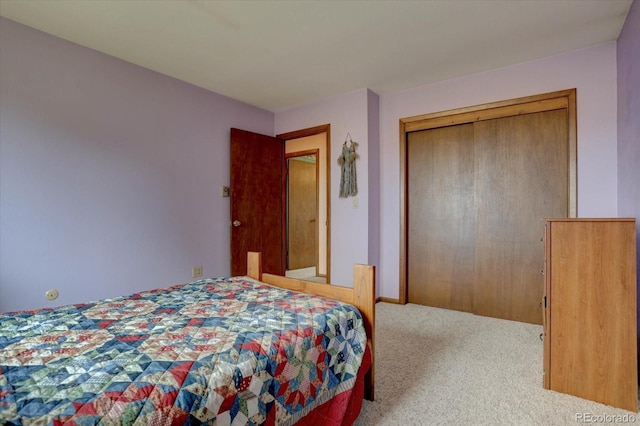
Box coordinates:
[542,218,637,412]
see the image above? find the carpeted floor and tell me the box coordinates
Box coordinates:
[284,267,326,283]
[355,302,639,425]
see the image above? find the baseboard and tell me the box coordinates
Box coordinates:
[376,297,401,304]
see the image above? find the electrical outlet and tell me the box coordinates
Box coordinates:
[192,266,203,278]
[222,186,230,197]
[352,197,359,209]
[45,289,59,300]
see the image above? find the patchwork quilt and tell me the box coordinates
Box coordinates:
[0,276,367,425]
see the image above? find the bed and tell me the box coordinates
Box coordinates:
[0,252,375,425]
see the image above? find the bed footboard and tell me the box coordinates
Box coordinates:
[246,251,376,401]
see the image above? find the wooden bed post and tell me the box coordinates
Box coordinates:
[247,251,262,280]
[246,252,376,401]
[354,264,376,401]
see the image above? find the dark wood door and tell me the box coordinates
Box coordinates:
[472,110,567,323]
[230,128,285,276]
[407,124,475,312]
[287,157,317,270]
[407,109,568,324]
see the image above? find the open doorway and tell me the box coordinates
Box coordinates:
[279,126,330,283]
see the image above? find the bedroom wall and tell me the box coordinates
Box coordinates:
[1,16,629,309]
[367,90,381,294]
[0,18,274,313]
[616,0,640,369]
[274,90,380,288]
[378,43,619,300]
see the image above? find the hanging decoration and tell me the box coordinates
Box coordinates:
[338,132,358,198]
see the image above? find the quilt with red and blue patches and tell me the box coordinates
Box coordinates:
[0,276,366,425]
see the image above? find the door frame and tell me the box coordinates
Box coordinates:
[398,89,577,304]
[278,124,331,283]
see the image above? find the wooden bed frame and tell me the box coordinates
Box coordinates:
[246,251,376,401]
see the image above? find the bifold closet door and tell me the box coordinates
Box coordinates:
[472,110,567,324]
[407,124,475,311]
[407,109,568,324]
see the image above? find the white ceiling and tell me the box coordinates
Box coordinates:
[0,0,632,112]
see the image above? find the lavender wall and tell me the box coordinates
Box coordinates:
[0,18,274,312]
[367,90,381,294]
[275,90,373,287]
[1,12,632,309]
[616,0,640,366]
[378,43,619,300]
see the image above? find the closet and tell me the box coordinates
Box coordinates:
[401,90,576,324]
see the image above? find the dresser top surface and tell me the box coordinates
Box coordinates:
[543,217,636,223]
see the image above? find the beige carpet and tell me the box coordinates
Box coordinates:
[355,303,639,425]
[285,267,326,283]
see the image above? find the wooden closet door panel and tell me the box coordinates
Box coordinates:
[473,110,567,324]
[288,159,317,270]
[407,124,475,311]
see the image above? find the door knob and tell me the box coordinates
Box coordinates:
[233,220,241,227]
